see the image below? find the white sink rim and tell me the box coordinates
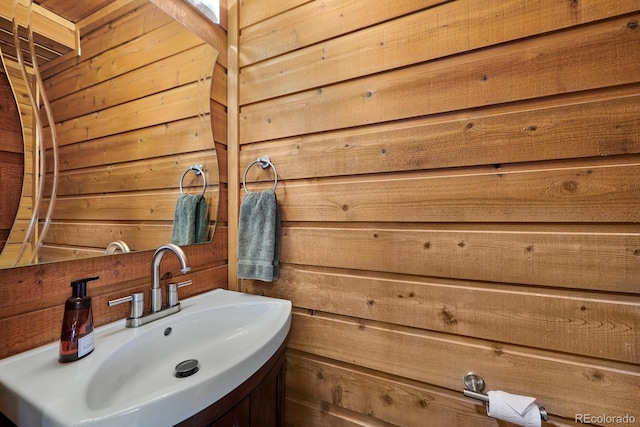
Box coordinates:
[0,289,291,427]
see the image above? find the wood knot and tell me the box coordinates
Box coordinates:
[584,369,605,382]
[441,307,458,325]
[562,180,578,192]
[381,393,393,406]
[628,20,638,30]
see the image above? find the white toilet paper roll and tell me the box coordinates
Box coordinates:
[486,390,541,427]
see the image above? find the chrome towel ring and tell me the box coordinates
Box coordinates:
[179,164,207,196]
[242,155,278,193]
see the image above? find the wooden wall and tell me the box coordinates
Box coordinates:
[0,65,24,253]
[0,59,35,266]
[0,0,229,360]
[232,1,640,426]
[37,0,221,262]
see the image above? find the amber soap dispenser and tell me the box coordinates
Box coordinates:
[59,276,99,363]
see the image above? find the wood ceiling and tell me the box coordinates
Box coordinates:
[2,0,209,66]
[34,0,117,23]
[1,0,124,67]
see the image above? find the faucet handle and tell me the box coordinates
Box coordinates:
[167,280,192,307]
[108,292,144,319]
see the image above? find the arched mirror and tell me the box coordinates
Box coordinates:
[0,0,221,268]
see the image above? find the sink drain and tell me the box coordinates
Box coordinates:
[174,359,200,378]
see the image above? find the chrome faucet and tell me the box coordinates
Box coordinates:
[150,244,191,313]
[107,243,192,328]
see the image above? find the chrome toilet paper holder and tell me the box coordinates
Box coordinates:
[463,373,548,421]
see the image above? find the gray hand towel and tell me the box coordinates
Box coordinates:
[171,194,210,246]
[237,189,281,281]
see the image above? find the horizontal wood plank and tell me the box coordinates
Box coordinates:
[46,189,219,222]
[285,351,582,427]
[53,81,212,146]
[76,0,150,37]
[37,245,107,262]
[240,0,640,103]
[240,0,444,67]
[280,226,640,293]
[240,87,640,180]
[54,116,214,172]
[238,0,311,30]
[50,43,217,122]
[45,20,205,101]
[244,265,640,363]
[79,1,173,62]
[53,151,217,196]
[274,156,640,223]
[286,393,393,427]
[287,310,640,420]
[240,14,640,143]
[42,222,203,252]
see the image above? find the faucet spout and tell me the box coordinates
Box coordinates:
[150,244,190,312]
[105,240,131,255]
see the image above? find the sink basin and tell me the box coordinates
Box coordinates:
[0,289,291,427]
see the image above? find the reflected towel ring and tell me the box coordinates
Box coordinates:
[242,155,278,194]
[179,164,207,196]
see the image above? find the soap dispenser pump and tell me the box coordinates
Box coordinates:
[59,276,99,363]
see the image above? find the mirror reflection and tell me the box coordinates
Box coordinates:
[0,0,220,268]
[0,59,24,263]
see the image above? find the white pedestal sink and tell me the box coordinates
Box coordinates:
[0,289,291,427]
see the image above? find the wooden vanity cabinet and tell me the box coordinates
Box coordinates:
[177,343,285,427]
